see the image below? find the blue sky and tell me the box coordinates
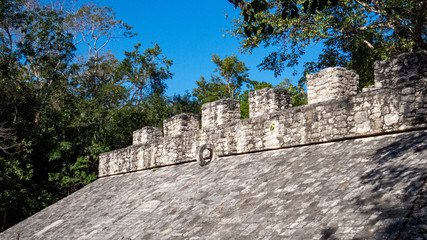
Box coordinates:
[89,1,322,96]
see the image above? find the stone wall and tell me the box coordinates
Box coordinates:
[163,113,199,137]
[132,127,163,145]
[249,88,292,118]
[201,99,240,128]
[99,51,427,177]
[307,67,359,104]
[374,50,427,88]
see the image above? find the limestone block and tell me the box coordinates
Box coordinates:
[307,67,359,104]
[163,113,200,137]
[201,99,240,129]
[98,52,427,178]
[374,50,427,88]
[132,126,163,145]
[249,88,292,118]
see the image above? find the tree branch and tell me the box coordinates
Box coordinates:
[0,123,17,154]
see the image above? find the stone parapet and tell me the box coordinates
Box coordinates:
[307,67,359,104]
[201,99,240,129]
[163,113,200,137]
[249,88,292,118]
[99,79,426,177]
[132,127,163,145]
[99,52,427,177]
[375,50,427,88]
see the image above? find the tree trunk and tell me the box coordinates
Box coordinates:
[413,1,426,50]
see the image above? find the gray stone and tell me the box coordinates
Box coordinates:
[163,113,200,137]
[99,74,426,177]
[249,87,292,118]
[201,99,240,129]
[4,51,427,239]
[384,114,399,126]
[132,126,163,145]
[2,131,426,240]
[374,50,427,88]
[307,67,359,104]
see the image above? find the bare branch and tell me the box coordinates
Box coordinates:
[363,40,375,49]
[354,0,382,15]
[0,123,17,154]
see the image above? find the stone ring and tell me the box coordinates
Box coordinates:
[196,144,216,166]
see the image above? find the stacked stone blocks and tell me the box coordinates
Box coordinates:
[201,99,240,129]
[132,127,163,145]
[163,113,200,137]
[99,51,427,177]
[375,50,427,88]
[249,87,292,118]
[307,67,359,104]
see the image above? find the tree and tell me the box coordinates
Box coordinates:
[118,43,173,104]
[18,7,75,83]
[0,0,178,233]
[193,54,250,104]
[65,3,136,60]
[0,0,24,53]
[0,123,16,154]
[212,54,250,99]
[228,0,427,88]
[169,91,201,116]
[193,75,231,104]
[0,3,77,231]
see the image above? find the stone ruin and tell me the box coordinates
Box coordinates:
[307,67,359,104]
[248,88,292,118]
[98,51,427,177]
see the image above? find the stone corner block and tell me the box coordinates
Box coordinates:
[133,126,163,145]
[307,67,359,105]
[163,113,200,137]
[374,50,427,88]
[201,98,240,129]
[249,87,292,118]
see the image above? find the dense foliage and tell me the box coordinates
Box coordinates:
[0,0,198,231]
[228,0,427,89]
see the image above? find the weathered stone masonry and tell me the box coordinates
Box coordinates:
[99,51,427,177]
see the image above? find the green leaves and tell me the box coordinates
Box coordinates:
[18,7,75,82]
[192,54,250,106]
[275,78,307,106]
[229,0,426,87]
[211,54,250,100]
[0,2,176,231]
[48,156,97,192]
[119,43,173,102]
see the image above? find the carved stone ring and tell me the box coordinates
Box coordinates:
[196,144,216,166]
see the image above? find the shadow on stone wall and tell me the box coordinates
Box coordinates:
[359,132,426,239]
[320,227,338,240]
[318,132,426,240]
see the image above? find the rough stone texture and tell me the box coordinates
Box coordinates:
[2,131,426,240]
[98,52,427,177]
[307,67,359,104]
[201,98,240,129]
[132,127,163,145]
[249,87,292,118]
[98,77,427,177]
[375,50,427,88]
[163,113,200,137]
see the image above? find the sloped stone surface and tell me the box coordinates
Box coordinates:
[1,131,426,240]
